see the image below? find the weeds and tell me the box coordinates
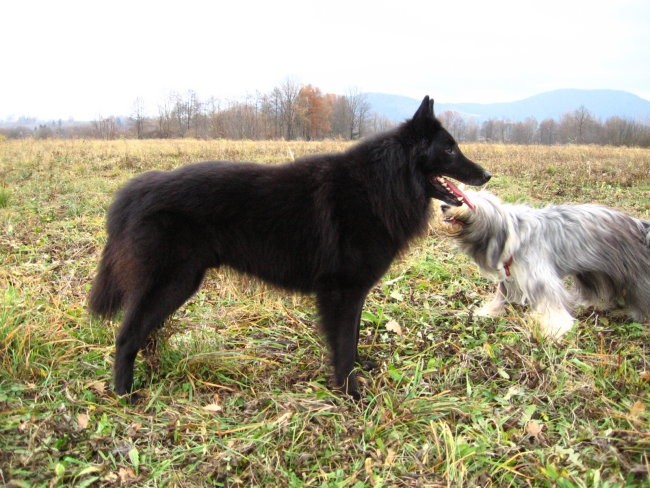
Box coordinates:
[0,139,648,486]
[0,187,8,209]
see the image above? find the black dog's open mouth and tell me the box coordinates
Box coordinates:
[430,176,475,209]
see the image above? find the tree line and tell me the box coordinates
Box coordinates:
[439,106,650,147]
[131,82,390,141]
[2,81,390,142]
[2,81,650,147]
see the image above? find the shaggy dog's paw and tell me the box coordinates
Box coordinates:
[534,306,575,340]
[475,300,506,318]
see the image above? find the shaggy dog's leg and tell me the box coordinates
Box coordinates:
[476,282,507,317]
[575,272,650,323]
[498,259,574,339]
[508,265,575,339]
[531,302,575,339]
[528,280,574,339]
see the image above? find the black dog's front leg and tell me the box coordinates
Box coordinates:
[316,289,368,399]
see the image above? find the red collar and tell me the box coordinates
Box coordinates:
[504,256,513,277]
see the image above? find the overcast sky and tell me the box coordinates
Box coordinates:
[2,0,649,120]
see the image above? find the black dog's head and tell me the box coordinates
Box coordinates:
[405,96,491,208]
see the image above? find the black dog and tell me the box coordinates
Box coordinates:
[89,96,491,400]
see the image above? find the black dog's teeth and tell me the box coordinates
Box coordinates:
[435,177,463,203]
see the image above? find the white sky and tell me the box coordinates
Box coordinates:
[1,0,649,120]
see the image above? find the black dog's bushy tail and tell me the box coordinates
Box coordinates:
[89,241,124,318]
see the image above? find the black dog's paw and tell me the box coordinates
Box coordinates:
[357,357,378,371]
[346,385,362,401]
[333,374,363,402]
[116,390,141,405]
[333,386,362,402]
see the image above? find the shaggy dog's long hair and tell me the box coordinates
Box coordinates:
[438,190,650,338]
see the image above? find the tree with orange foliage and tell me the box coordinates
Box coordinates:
[298,85,333,140]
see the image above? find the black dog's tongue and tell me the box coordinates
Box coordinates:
[436,177,475,210]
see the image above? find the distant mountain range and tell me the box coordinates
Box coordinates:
[366,89,650,123]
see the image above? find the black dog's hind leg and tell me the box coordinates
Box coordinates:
[354,307,377,371]
[317,288,368,400]
[114,264,205,398]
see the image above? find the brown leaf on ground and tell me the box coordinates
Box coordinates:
[628,400,646,421]
[524,420,548,446]
[385,319,403,336]
[76,413,89,430]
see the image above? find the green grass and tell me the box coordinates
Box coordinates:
[1,139,649,486]
[0,187,9,209]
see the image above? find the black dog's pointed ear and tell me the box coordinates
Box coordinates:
[431,98,435,117]
[413,95,433,120]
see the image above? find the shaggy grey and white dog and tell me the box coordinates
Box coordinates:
[438,190,650,338]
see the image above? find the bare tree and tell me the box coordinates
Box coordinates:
[557,107,596,144]
[278,78,301,139]
[330,95,352,138]
[34,124,53,139]
[367,113,396,135]
[510,117,538,144]
[157,100,174,138]
[346,89,370,139]
[131,97,146,139]
[439,111,466,141]
[481,119,498,142]
[258,89,283,138]
[538,118,557,145]
[93,116,119,140]
[169,90,201,137]
[464,119,480,142]
[573,105,597,144]
[574,105,589,143]
[603,116,647,146]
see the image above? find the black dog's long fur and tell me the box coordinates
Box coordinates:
[89,96,491,399]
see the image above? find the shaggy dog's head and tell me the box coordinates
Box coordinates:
[436,190,514,279]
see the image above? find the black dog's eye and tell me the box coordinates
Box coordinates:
[445,147,455,155]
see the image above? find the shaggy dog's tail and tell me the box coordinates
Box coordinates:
[88,239,124,318]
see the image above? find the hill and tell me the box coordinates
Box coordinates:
[366,89,650,123]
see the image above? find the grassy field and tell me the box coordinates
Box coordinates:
[1,139,649,487]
